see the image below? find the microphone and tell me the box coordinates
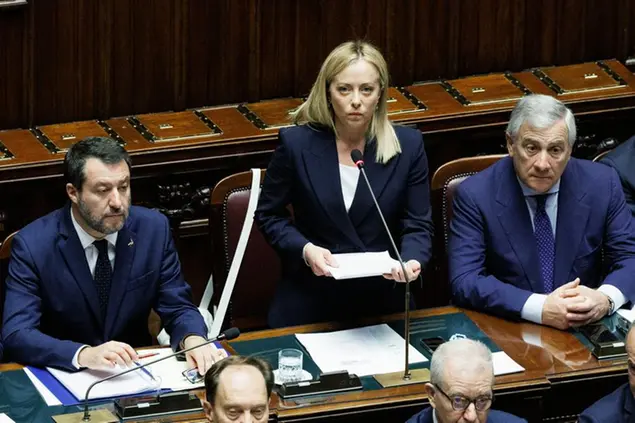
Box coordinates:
[74,327,240,422]
[351,149,415,383]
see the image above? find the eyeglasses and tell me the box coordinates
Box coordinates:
[433,384,493,412]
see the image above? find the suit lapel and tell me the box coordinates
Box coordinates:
[59,206,104,329]
[301,130,364,248]
[553,160,590,288]
[496,158,544,293]
[348,141,399,229]
[104,224,136,339]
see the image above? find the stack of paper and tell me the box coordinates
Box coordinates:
[296,324,427,377]
[27,348,206,405]
[47,365,159,401]
[327,251,399,280]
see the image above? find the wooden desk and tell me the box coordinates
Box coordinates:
[0,307,626,423]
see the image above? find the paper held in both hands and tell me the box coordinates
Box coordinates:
[327,251,400,280]
[38,348,203,402]
[295,324,524,377]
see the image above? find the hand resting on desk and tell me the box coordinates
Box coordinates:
[183,335,228,376]
[78,340,138,370]
[542,278,611,329]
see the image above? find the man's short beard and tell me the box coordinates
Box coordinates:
[77,197,128,235]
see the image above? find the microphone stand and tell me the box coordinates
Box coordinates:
[353,151,428,388]
[52,328,239,423]
[356,167,412,381]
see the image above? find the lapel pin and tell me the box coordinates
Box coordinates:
[128,238,134,247]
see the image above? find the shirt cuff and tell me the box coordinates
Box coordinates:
[72,345,90,369]
[302,242,313,266]
[598,284,627,314]
[520,293,548,324]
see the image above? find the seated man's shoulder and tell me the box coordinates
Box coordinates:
[405,406,432,423]
[15,207,65,248]
[453,156,507,199]
[579,383,630,422]
[601,135,635,167]
[127,206,169,231]
[488,409,528,422]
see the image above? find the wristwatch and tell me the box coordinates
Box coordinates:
[606,294,615,315]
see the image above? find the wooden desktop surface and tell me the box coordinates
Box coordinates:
[0,307,627,422]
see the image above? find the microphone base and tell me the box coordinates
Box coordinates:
[373,368,430,388]
[52,409,118,423]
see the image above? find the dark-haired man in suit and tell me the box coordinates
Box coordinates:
[2,137,224,373]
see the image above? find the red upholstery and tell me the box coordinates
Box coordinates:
[432,155,506,249]
[210,170,280,332]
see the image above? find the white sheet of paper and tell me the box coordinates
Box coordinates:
[0,414,15,423]
[296,324,427,377]
[23,367,62,406]
[492,351,525,376]
[327,251,399,280]
[47,365,159,401]
[45,348,203,401]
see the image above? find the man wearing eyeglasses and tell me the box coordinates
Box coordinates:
[406,339,526,423]
[578,324,635,422]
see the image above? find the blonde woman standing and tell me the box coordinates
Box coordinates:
[255,41,433,328]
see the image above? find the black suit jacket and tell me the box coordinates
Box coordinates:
[255,124,434,327]
[578,383,635,422]
[601,135,635,216]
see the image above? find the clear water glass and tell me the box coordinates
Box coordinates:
[278,348,303,383]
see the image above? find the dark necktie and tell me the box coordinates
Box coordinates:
[533,195,555,293]
[93,239,112,315]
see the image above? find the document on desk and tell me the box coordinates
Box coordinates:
[47,365,160,401]
[31,348,207,404]
[327,251,399,280]
[296,324,427,377]
[491,351,525,376]
[0,414,15,423]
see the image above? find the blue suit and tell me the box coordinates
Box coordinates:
[449,156,635,319]
[600,135,635,217]
[255,124,433,327]
[1,205,207,370]
[406,407,527,423]
[578,383,635,422]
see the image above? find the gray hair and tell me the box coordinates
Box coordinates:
[429,339,494,388]
[505,94,576,146]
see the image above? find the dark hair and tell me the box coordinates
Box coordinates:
[64,137,131,190]
[205,355,274,403]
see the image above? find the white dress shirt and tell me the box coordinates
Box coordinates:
[339,163,360,212]
[69,208,118,368]
[517,178,626,324]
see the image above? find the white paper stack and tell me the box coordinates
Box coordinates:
[327,251,399,280]
[44,348,204,401]
[296,324,427,377]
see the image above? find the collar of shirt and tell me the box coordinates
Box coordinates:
[70,207,118,250]
[433,408,438,423]
[516,176,561,197]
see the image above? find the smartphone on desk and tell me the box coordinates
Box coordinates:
[420,337,445,355]
[579,323,621,345]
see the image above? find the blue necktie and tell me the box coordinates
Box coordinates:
[93,240,112,316]
[533,195,555,293]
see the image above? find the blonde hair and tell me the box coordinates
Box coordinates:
[291,40,401,164]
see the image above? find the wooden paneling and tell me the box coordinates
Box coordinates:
[1,0,634,129]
